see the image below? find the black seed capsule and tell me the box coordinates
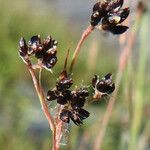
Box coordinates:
[28,35,41,55]
[116,8,130,23]
[43,55,57,69]
[96,73,115,94]
[107,0,124,11]
[70,112,83,126]
[19,37,28,57]
[92,73,115,96]
[108,25,128,35]
[77,108,90,119]
[57,90,71,105]
[56,77,73,91]
[92,75,98,87]
[47,90,58,101]
[60,109,71,123]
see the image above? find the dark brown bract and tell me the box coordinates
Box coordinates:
[90,0,130,34]
[18,35,58,70]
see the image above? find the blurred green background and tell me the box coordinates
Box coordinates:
[0,0,150,150]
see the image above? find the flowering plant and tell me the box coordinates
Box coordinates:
[18,0,129,149]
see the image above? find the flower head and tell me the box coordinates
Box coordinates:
[92,73,115,99]
[90,0,129,34]
[18,35,58,70]
[47,69,90,125]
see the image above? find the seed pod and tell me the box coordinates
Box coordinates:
[76,87,89,98]
[116,7,130,23]
[108,25,128,35]
[107,0,124,11]
[90,2,108,26]
[70,108,90,126]
[56,77,73,91]
[96,73,115,94]
[57,90,71,105]
[43,55,57,69]
[90,0,129,35]
[60,109,71,123]
[92,75,98,87]
[92,73,115,98]
[19,37,28,57]
[28,35,42,55]
[71,93,86,108]
[47,90,58,101]
[43,35,58,54]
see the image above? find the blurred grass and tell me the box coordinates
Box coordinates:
[0,0,150,150]
[129,14,149,150]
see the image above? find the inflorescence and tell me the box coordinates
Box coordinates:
[90,0,130,34]
[19,35,58,70]
[47,69,90,126]
[18,0,130,126]
[46,68,115,125]
[92,73,115,99]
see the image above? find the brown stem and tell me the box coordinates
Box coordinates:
[26,64,57,150]
[56,120,63,149]
[55,105,64,149]
[69,25,94,73]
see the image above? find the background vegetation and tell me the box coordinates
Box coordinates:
[0,0,150,149]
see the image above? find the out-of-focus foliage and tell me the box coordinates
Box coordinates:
[0,0,150,150]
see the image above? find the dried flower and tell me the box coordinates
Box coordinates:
[92,73,115,99]
[18,35,58,70]
[90,0,129,34]
[47,69,90,125]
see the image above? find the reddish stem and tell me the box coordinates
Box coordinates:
[26,64,57,150]
[69,25,94,73]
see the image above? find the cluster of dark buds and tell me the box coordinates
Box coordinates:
[47,70,90,126]
[90,0,130,34]
[19,35,58,70]
[92,73,115,99]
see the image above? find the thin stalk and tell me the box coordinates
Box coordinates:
[26,64,58,150]
[123,57,133,123]
[56,119,63,149]
[69,25,94,73]
[39,68,42,89]
[55,105,64,149]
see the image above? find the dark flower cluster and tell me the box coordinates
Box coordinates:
[92,73,115,99]
[19,35,58,70]
[90,0,130,34]
[47,70,90,126]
